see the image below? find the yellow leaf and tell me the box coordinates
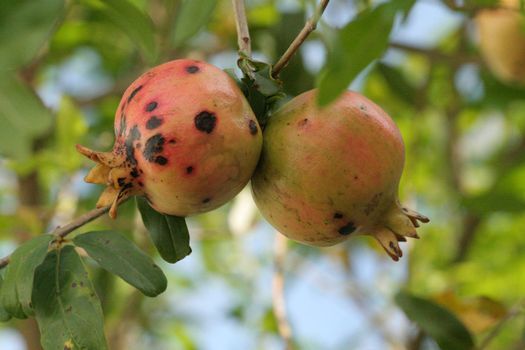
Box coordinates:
[434,290,507,333]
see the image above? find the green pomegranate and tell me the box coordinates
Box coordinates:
[251,89,428,260]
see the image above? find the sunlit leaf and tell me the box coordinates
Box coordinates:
[396,291,475,350]
[73,230,167,297]
[0,0,65,71]
[137,197,192,263]
[0,235,53,318]
[54,96,88,171]
[32,246,108,350]
[172,0,217,47]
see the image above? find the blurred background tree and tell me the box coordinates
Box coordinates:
[0,0,524,349]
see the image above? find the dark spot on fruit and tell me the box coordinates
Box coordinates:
[333,212,343,219]
[195,111,216,133]
[146,116,163,129]
[122,183,133,190]
[128,85,143,103]
[338,222,356,235]
[143,133,165,162]
[130,168,139,178]
[248,120,258,135]
[202,197,211,203]
[354,176,358,180]
[146,101,158,112]
[136,142,142,149]
[138,181,144,187]
[125,125,141,166]
[298,118,308,127]
[186,166,194,174]
[117,177,125,187]
[155,156,168,165]
[186,65,199,73]
[168,139,176,144]
[359,104,367,111]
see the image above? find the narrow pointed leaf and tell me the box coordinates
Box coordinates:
[0,235,53,318]
[317,3,395,106]
[317,0,416,106]
[172,0,217,47]
[73,230,167,297]
[396,291,474,350]
[377,63,417,105]
[32,246,108,350]
[137,197,191,263]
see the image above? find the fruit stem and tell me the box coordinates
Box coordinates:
[272,0,330,78]
[232,0,252,57]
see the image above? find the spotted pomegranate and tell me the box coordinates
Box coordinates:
[77,59,262,218]
[251,89,428,260]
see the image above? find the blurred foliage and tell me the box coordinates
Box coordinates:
[0,0,525,349]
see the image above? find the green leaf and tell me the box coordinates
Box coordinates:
[53,96,88,171]
[462,192,525,215]
[137,197,192,264]
[316,0,416,106]
[84,0,157,64]
[0,276,11,322]
[377,63,417,105]
[172,0,217,47]
[32,246,108,350]
[1,235,53,318]
[396,291,475,350]
[317,3,396,106]
[0,0,65,71]
[0,74,54,160]
[237,57,285,126]
[73,230,167,297]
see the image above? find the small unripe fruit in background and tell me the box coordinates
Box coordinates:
[475,0,525,84]
[251,90,429,261]
[77,59,262,218]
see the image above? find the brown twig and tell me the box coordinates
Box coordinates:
[389,41,481,66]
[0,205,113,269]
[232,0,251,57]
[272,0,330,78]
[272,233,294,350]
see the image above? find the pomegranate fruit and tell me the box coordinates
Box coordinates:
[77,59,262,218]
[476,0,525,84]
[251,89,428,260]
